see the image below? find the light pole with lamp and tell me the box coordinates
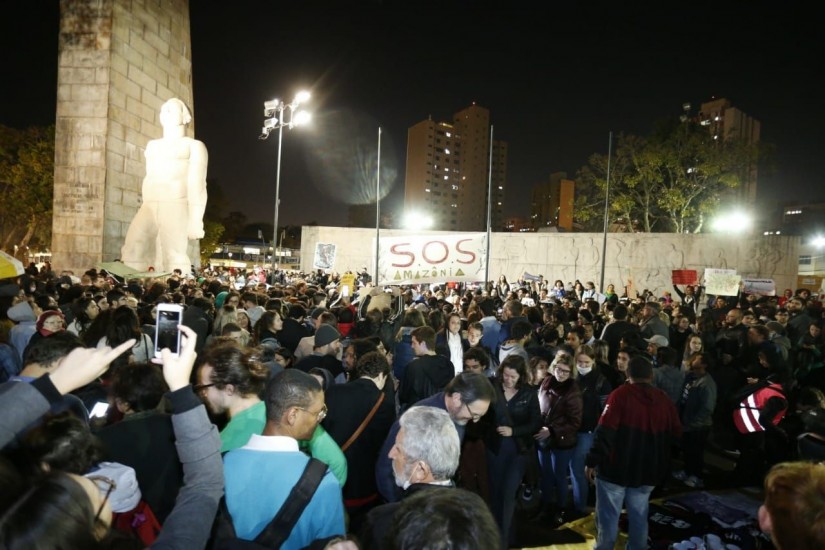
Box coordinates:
[260,91,311,278]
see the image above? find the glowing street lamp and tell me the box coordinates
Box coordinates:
[260,91,312,276]
[402,211,434,230]
[711,210,752,233]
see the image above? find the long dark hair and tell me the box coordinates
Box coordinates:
[0,474,105,549]
[254,310,281,344]
[497,354,529,390]
[105,306,142,347]
[71,297,97,335]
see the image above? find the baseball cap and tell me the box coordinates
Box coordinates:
[644,334,669,347]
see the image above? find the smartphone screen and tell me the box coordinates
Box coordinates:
[155,308,182,356]
[90,401,109,419]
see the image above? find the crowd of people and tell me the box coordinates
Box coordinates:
[1,262,824,549]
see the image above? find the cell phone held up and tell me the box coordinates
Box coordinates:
[155,303,184,358]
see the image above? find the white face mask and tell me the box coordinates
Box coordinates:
[577,366,593,376]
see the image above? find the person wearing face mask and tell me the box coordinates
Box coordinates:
[360,406,461,550]
[569,345,612,520]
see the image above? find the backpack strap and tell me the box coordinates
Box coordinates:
[254,458,329,548]
[341,392,385,452]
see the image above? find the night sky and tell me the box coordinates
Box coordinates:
[2,2,821,228]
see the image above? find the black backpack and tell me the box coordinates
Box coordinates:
[211,458,330,549]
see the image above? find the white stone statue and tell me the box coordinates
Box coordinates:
[121,98,208,273]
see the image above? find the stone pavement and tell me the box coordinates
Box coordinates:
[509,442,766,549]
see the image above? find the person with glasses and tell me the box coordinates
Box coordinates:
[376,372,496,503]
[195,341,270,453]
[360,406,461,549]
[0,326,224,549]
[536,354,583,524]
[222,368,346,547]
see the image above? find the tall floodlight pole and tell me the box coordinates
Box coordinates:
[375,127,382,286]
[485,125,494,291]
[260,91,311,278]
[599,131,613,292]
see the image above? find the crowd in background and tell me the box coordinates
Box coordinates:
[1,261,824,549]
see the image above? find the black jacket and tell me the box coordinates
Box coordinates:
[323,378,397,502]
[399,354,454,410]
[484,379,542,454]
[360,484,452,550]
[182,305,210,354]
[577,370,612,432]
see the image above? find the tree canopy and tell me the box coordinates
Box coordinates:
[574,117,761,233]
[0,124,55,255]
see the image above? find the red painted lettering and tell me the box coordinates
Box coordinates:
[422,240,449,264]
[455,239,476,264]
[390,243,415,267]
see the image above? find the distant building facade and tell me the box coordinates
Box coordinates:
[403,104,507,231]
[503,217,533,232]
[698,97,761,204]
[530,172,575,231]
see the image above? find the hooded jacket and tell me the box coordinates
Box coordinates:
[7,301,36,323]
[586,382,681,487]
[8,301,37,361]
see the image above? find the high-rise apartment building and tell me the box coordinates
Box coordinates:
[698,98,760,203]
[403,104,507,231]
[530,172,575,231]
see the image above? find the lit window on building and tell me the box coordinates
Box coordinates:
[800,255,812,265]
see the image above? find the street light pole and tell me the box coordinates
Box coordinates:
[260,91,311,280]
[272,120,284,276]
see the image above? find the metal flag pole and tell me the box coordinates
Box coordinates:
[485,125,494,291]
[599,131,613,292]
[374,127,382,285]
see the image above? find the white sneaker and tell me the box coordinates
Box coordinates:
[684,476,704,488]
[671,470,688,481]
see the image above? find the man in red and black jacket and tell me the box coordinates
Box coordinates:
[585,356,681,550]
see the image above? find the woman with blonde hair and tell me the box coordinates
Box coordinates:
[759,462,825,549]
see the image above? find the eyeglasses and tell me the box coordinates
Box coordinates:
[554,366,572,375]
[86,475,116,521]
[463,402,483,422]
[194,383,217,393]
[297,403,328,422]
